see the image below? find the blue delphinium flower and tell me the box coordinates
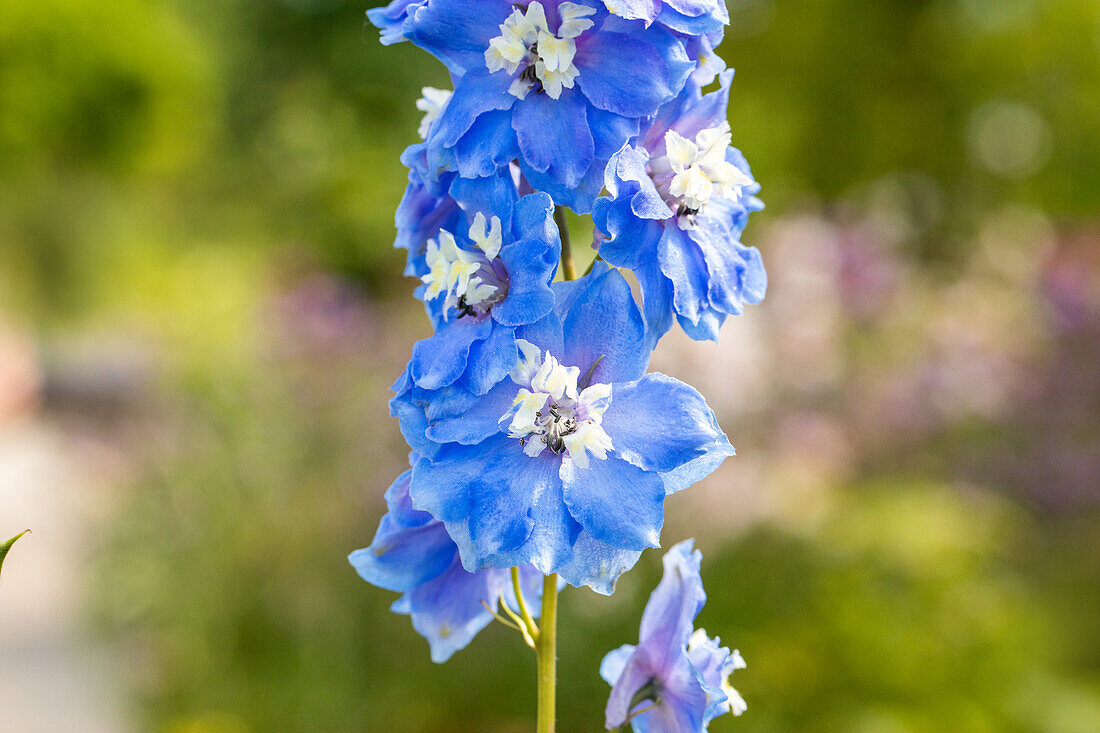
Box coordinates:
[593,70,766,347]
[392,88,524,279]
[396,0,695,213]
[601,539,746,731]
[349,463,546,663]
[404,190,560,400]
[392,263,734,593]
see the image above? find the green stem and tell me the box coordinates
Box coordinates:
[536,573,559,733]
[511,566,539,643]
[554,207,576,281]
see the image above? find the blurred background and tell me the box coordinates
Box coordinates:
[1,0,1098,730]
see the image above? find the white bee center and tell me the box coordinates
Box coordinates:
[648,122,755,216]
[500,339,614,468]
[485,2,595,100]
[420,212,507,318]
[416,86,452,140]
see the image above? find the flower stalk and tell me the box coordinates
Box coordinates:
[536,572,559,733]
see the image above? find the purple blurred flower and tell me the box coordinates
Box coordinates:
[601,539,745,731]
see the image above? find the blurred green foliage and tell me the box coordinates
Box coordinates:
[2,0,1098,730]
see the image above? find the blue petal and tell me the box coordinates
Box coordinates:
[602,0,662,24]
[405,0,512,74]
[495,237,559,327]
[635,241,676,349]
[514,311,565,357]
[411,436,570,571]
[657,431,734,495]
[449,169,520,235]
[627,654,709,733]
[602,373,728,474]
[521,160,604,214]
[394,166,463,278]
[366,0,423,45]
[575,29,680,118]
[410,315,492,391]
[557,530,643,595]
[511,191,557,242]
[588,107,641,160]
[600,644,637,687]
[348,471,457,593]
[393,559,507,663]
[658,1,728,36]
[493,193,559,328]
[428,71,516,152]
[513,88,595,189]
[390,366,442,458]
[560,455,664,550]
[348,517,456,593]
[686,634,738,723]
[676,307,723,342]
[451,109,520,178]
[423,378,514,445]
[461,320,519,396]
[383,465,433,527]
[604,643,664,730]
[638,540,705,661]
[658,223,710,326]
[559,262,649,384]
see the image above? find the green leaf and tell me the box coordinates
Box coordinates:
[0,530,30,581]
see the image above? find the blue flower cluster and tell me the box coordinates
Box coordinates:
[353,1,760,727]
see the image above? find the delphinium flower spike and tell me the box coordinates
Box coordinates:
[357,1,761,728]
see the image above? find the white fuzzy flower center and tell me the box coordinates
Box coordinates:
[421,212,507,318]
[649,122,754,217]
[485,1,595,100]
[500,339,613,468]
[416,86,452,140]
